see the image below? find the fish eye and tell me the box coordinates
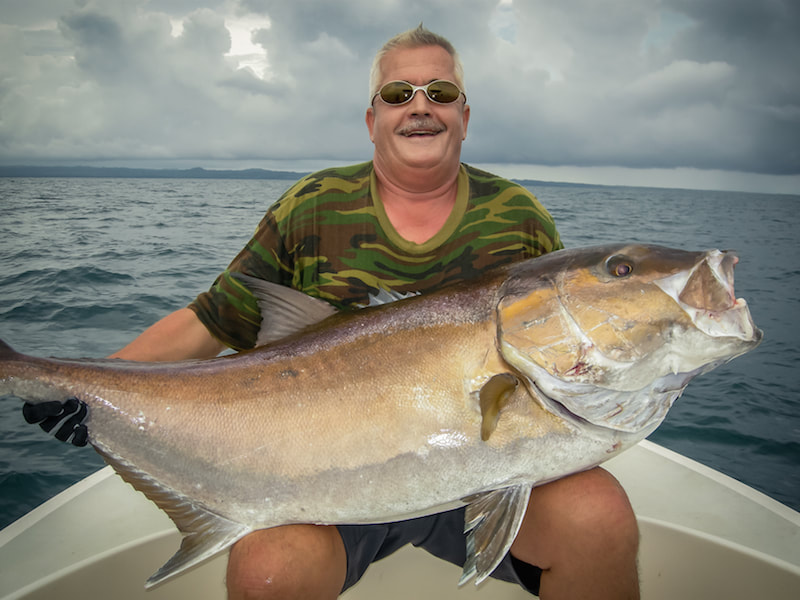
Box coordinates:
[606,255,634,277]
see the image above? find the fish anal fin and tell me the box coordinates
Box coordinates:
[145,514,249,589]
[93,442,251,588]
[460,484,532,586]
[479,373,519,441]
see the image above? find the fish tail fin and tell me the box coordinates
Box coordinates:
[93,441,252,588]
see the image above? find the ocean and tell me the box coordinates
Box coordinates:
[0,175,798,529]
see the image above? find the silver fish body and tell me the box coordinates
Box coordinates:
[0,243,762,587]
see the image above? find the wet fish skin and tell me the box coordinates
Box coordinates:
[0,243,762,588]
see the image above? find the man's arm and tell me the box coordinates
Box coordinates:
[109,307,226,361]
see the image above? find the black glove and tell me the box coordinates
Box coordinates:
[23,397,89,447]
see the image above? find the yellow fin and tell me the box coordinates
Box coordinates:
[479,373,519,441]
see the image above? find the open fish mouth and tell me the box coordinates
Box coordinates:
[655,249,762,343]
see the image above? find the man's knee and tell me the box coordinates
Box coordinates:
[226,525,346,600]
[512,467,639,566]
[512,468,641,598]
[579,467,639,551]
[555,467,638,553]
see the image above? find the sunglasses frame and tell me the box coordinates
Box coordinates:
[373,80,466,106]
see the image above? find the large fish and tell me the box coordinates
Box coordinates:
[0,244,762,588]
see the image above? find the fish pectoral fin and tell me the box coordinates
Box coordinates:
[459,484,532,586]
[479,373,519,441]
[93,442,252,588]
[231,272,338,346]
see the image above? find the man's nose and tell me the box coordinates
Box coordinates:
[407,89,432,114]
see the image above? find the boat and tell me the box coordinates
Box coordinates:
[0,439,798,599]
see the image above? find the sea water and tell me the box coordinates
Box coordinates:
[0,176,798,528]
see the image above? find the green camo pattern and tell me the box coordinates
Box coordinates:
[191,161,562,350]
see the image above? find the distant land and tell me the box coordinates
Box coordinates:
[0,165,307,181]
[0,164,596,189]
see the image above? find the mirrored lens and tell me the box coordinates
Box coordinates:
[378,80,462,105]
[425,81,461,103]
[379,81,416,104]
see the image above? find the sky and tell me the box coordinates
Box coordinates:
[0,0,798,194]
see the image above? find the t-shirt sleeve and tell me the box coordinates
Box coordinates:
[519,187,563,254]
[188,212,281,350]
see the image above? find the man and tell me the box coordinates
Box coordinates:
[36,26,640,599]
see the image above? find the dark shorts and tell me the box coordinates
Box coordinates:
[337,506,542,595]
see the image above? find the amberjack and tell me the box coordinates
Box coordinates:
[0,244,762,588]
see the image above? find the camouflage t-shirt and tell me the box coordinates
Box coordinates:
[190,161,563,350]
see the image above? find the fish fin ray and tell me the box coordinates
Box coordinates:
[145,516,249,589]
[365,287,419,306]
[231,273,338,346]
[459,484,532,586]
[93,442,251,588]
[479,373,519,441]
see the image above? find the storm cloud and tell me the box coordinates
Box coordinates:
[0,0,797,191]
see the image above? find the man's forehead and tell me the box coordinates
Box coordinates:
[380,45,456,82]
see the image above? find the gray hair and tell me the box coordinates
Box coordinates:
[368,24,465,103]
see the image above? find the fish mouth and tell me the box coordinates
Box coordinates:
[680,250,737,311]
[655,249,763,343]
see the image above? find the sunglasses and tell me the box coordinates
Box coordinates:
[373,80,465,106]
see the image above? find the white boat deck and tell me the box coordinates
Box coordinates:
[0,440,798,599]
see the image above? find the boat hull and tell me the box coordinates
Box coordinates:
[1,441,798,599]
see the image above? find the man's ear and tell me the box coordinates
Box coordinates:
[462,103,470,140]
[365,107,376,143]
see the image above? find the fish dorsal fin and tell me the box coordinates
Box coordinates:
[231,273,338,346]
[460,484,532,586]
[479,373,519,441]
[93,442,251,588]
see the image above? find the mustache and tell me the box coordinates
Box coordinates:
[396,118,446,136]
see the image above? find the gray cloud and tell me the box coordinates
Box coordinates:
[0,0,797,186]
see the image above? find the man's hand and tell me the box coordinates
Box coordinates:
[23,398,89,447]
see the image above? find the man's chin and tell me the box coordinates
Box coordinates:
[395,136,445,160]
